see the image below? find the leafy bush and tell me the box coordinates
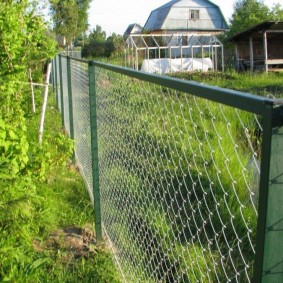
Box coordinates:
[0,3,121,282]
[0,0,56,184]
[82,40,115,58]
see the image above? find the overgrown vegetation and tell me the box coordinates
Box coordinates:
[0,2,120,282]
[81,25,125,59]
[0,1,55,209]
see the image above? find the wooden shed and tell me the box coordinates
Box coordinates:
[230,21,283,72]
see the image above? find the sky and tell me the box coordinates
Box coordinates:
[88,0,281,36]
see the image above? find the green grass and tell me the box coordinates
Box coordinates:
[170,70,283,98]
[0,93,121,282]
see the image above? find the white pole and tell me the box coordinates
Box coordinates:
[181,45,183,71]
[147,47,149,72]
[159,47,161,74]
[192,47,194,71]
[39,62,52,145]
[29,68,36,113]
[169,47,172,73]
[263,32,268,73]
[213,46,215,70]
[202,46,204,71]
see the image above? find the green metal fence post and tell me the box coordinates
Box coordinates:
[51,58,55,91]
[262,105,283,282]
[88,61,103,242]
[253,104,283,283]
[67,56,74,140]
[58,54,65,126]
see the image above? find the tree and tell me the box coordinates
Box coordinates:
[0,1,56,111]
[107,33,125,57]
[88,25,107,42]
[227,0,270,38]
[81,27,125,59]
[270,3,283,21]
[49,0,91,45]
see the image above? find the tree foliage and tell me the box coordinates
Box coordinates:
[81,26,125,59]
[107,33,125,57]
[270,3,283,21]
[88,25,107,42]
[227,0,270,38]
[82,40,115,58]
[49,0,91,45]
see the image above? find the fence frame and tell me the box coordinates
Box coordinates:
[58,55,65,126]
[66,56,74,140]
[259,106,283,283]
[53,54,283,283]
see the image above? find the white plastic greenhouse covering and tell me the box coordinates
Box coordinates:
[141,58,213,74]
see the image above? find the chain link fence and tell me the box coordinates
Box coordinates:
[53,55,283,283]
[70,59,94,200]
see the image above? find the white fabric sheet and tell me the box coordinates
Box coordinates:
[141,58,213,74]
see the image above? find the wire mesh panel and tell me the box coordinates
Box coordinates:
[70,60,94,201]
[61,56,70,135]
[94,67,262,282]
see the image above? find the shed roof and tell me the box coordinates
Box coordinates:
[123,23,143,39]
[143,0,228,32]
[230,21,283,42]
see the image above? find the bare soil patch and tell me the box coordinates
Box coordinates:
[33,224,97,261]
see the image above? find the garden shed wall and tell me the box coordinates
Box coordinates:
[230,21,283,72]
